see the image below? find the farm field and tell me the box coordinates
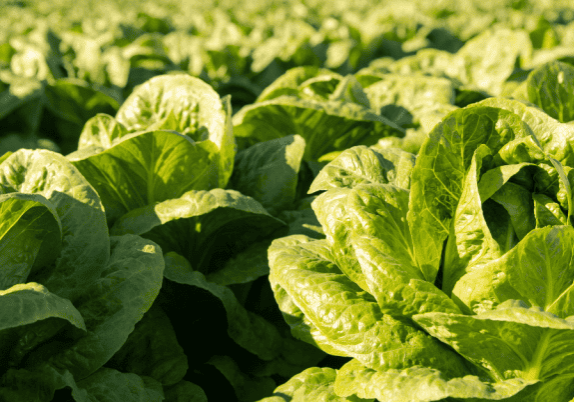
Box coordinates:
[3,0,574,401]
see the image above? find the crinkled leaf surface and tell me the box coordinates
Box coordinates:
[414,301,574,384]
[268,236,349,356]
[116,74,225,139]
[309,145,416,193]
[312,187,369,292]
[77,113,128,150]
[257,367,368,402]
[346,183,461,316]
[256,66,342,103]
[468,97,574,166]
[334,358,534,402]
[455,28,532,96]
[267,234,469,376]
[364,73,454,111]
[444,145,503,296]
[115,74,234,188]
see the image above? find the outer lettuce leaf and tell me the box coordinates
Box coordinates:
[47,367,164,402]
[309,145,416,193]
[24,234,164,381]
[0,193,62,290]
[105,304,188,387]
[533,193,567,227]
[232,95,404,162]
[0,283,85,333]
[312,187,370,292]
[110,188,285,278]
[77,113,128,150]
[334,358,534,402]
[443,145,503,296]
[256,66,342,103]
[161,253,283,362]
[69,130,220,225]
[0,150,164,400]
[0,366,61,402]
[454,28,531,96]
[489,182,536,240]
[267,234,470,377]
[268,235,351,357]
[0,283,86,370]
[163,380,208,402]
[207,355,275,402]
[257,367,369,402]
[205,240,274,286]
[228,134,306,215]
[414,301,574,386]
[69,369,164,402]
[115,73,226,140]
[453,226,574,318]
[467,97,574,166]
[363,73,454,111]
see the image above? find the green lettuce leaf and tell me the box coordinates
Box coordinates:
[526,61,574,123]
[408,106,533,283]
[268,234,469,376]
[334,358,534,402]
[257,367,369,402]
[453,226,574,318]
[228,134,306,215]
[414,301,574,387]
[110,188,285,277]
[309,145,416,193]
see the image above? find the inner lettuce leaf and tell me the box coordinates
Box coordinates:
[453,226,574,317]
[407,105,533,284]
